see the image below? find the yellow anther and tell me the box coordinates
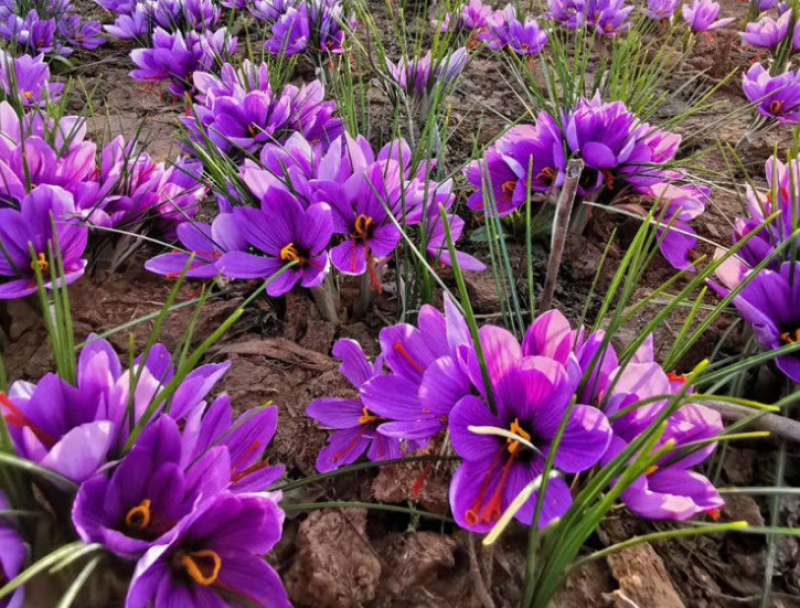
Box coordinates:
[358,406,379,425]
[506,418,532,456]
[30,252,49,274]
[354,214,373,239]
[280,242,301,263]
[182,549,222,587]
[125,499,152,531]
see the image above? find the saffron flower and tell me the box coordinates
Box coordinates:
[130,28,236,97]
[264,0,352,56]
[251,0,295,23]
[743,63,800,124]
[646,0,679,20]
[146,213,246,279]
[0,491,25,608]
[564,96,639,193]
[0,185,88,299]
[715,262,800,383]
[729,155,800,272]
[307,340,403,471]
[547,0,589,29]
[588,0,634,36]
[465,112,565,216]
[449,327,612,531]
[386,48,469,107]
[72,416,231,560]
[359,297,473,444]
[741,10,791,48]
[441,0,493,33]
[486,5,549,53]
[126,491,290,608]
[0,50,63,108]
[219,189,333,296]
[681,0,734,33]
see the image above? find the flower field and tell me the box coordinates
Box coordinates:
[0,0,799,606]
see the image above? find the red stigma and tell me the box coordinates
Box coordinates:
[393,342,425,374]
[0,392,57,448]
[667,371,687,385]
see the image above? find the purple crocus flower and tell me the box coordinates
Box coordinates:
[614,402,724,521]
[600,361,724,521]
[307,340,403,472]
[204,90,292,154]
[251,0,295,22]
[328,168,402,276]
[180,395,285,493]
[0,185,88,299]
[0,338,118,483]
[564,96,638,193]
[146,213,246,279]
[681,0,734,32]
[359,297,474,445]
[126,491,290,608]
[645,182,710,271]
[0,12,56,55]
[715,262,800,383]
[386,48,469,101]
[741,10,791,48]
[219,189,333,296]
[465,112,566,216]
[0,51,63,108]
[547,0,589,28]
[489,6,549,54]
[131,28,236,97]
[729,155,800,272]
[588,0,633,36]
[72,416,231,560]
[646,0,679,20]
[0,491,25,608]
[743,63,800,125]
[449,327,612,532]
[441,0,493,33]
[265,5,310,55]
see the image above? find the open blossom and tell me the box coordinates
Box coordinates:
[588,0,633,35]
[449,327,612,531]
[743,63,800,124]
[564,96,639,193]
[547,0,589,28]
[130,27,237,97]
[0,50,63,108]
[146,213,246,279]
[440,0,493,33]
[741,10,791,48]
[218,189,333,296]
[307,340,402,471]
[264,0,353,56]
[0,185,88,299]
[126,491,290,608]
[646,0,679,20]
[681,0,734,32]
[486,5,549,53]
[360,297,473,445]
[251,0,295,22]
[465,112,566,216]
[72,417,231,560]
[183,62,343,158]
[525,310,725,521]
[0,491,25,608]
[0,335,229,482]
[714,262,800,384]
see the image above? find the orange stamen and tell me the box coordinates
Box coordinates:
[125,499,152,530]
